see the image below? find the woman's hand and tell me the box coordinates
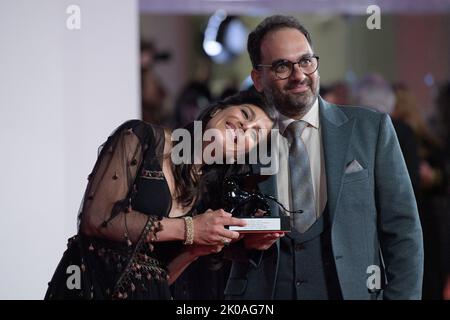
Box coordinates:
[185,243,225,259]
[166,242,227,285]
[242,232,285,250]
[192,209,246,245]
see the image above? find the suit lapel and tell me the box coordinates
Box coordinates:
[319,97,355,224]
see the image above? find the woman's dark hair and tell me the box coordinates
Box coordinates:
[248,15,313,68]
[172,87,277,207]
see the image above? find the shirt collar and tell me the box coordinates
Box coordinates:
[278,98,320,134]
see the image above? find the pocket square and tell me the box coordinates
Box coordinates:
[345,159,364,174]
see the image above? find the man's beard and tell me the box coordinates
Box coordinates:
[264,77,319,119]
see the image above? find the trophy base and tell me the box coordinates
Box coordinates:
[229,216,290,233]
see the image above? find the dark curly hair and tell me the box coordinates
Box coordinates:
[248,15,313,68]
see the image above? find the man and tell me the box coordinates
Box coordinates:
[225,15,423,300]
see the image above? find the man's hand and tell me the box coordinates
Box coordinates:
[243,232,285,250]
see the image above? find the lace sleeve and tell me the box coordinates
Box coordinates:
[78,120,162,244]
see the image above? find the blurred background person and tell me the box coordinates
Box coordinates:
[392,82,447,299]
[173,81,212,129]
[172,82,240,130]
[218,86,239,101]
[140,40,171,125]
[392,83,445,193]
[354,75,421,193]
[320,81,350,106]
[433,81,450,300]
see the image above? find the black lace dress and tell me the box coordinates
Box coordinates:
[45,120,177,300]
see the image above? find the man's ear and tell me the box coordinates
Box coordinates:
[251,69,264,92]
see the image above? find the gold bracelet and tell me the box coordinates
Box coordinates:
[182,216,194,245]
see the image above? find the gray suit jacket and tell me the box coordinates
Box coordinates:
[224,97,424,300]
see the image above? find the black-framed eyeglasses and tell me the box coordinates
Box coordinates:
[257,55,319,80]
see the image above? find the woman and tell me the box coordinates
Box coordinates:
[45,89,276,299]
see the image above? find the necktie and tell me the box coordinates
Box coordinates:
[284,120,316,233]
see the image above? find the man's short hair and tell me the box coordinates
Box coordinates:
[248,15,313,69]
